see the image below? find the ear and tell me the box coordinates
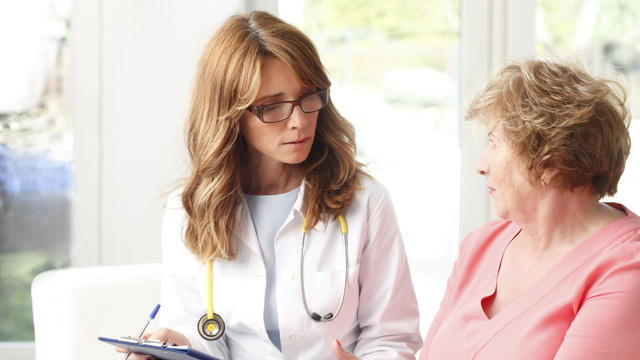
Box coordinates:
[542,167,560,183]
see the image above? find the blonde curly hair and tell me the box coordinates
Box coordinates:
[466,57,631,199]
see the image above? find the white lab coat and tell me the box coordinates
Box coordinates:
[159,175,422,359]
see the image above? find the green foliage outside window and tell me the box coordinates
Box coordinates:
[0,252,69,340]
[286,0,460,110]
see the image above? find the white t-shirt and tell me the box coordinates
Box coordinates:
[243,187,299,350]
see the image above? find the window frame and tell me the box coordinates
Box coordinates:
[0,0,537,358]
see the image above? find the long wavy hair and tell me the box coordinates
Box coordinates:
[180,11,366,262]
[466,57,631,199]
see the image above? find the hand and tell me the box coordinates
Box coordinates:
[331,339,361,360]
[115,328,191,360]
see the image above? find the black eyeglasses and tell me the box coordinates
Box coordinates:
[246,89,329,123]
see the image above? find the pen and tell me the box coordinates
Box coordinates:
[123,304,161,360]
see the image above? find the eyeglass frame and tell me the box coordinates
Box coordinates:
[245,89,330,124]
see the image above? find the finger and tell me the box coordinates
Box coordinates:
[127,354,155,360]
[150,328,191,347]
[113,347,153,357]
[113,332,157,356]
[148,327,172,342]
[114,346,129,354]
[331,339,360,360]
[113,347,154,360]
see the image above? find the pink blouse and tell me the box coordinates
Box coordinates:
[420,203,640,359]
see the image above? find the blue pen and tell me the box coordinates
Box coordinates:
[123,304,161,360]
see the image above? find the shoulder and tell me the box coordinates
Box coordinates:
[162,187,187,226]
[161,187,189,248]
[572,204,640,306]
[357,173,388,196]
[464,218,519,241]
[594,203,640,260]
[165,186,185,211]
[471,218,520,235]
[610,202,640,233]
[459,219,520,258]
[353,174,393,208]
[337,174,395,220]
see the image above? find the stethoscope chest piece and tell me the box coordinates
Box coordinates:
[198,313,225,341]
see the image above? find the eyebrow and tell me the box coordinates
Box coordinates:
[254,92,286,104]
[253,86,315,104]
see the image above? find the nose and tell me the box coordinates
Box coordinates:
[286,105,309,129]
[475,147,489,177]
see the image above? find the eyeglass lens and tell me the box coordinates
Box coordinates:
[262,91,327,123]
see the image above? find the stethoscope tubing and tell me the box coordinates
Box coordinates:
[199,214,348,341]
[199,260,225,341]
[206,259,214,319]
[300,214,348,322]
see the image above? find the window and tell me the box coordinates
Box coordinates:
[279,0,461,333]
[0,0,72,348]
[537,0,640,211]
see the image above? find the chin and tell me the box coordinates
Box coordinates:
[289,151,313,165]
[492,206,508,220]
[281,156,307,166]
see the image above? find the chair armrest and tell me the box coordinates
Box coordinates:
[31,263,162,360]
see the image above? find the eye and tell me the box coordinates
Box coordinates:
[263,103,286,114]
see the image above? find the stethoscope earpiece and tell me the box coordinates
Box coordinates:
[301,214,348,323]
[310,312,335,322]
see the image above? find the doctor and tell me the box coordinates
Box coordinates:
[120,11,421,360]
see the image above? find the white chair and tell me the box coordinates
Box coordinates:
[31,263,162,360]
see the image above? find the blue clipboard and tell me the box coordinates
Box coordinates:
[98,336,221,360]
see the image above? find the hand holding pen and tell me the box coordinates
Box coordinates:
[122,304,161,360]
[114,304,192,360]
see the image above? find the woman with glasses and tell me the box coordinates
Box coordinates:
[119,11,421,360]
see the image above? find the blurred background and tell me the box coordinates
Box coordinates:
[2,0,640,358]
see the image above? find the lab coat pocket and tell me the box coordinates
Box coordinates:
[308,264,361,334]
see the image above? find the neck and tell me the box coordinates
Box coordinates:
[241,161,301,195]
[515,188,623,252]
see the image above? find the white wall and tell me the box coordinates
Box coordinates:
[459,0,536,237]
[70,0,272,266]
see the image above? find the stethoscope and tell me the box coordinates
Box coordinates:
[197,214,348,340]
[197,259,226,340]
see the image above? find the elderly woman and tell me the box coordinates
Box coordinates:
[412,58,640,359]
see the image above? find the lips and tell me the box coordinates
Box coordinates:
[284,137,310,145]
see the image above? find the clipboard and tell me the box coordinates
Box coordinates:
[98,336,222,360]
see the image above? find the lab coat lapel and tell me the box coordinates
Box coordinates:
[286,181,329,234]
[236,183,308,258]
[277,182,307,238]
[236,196,263,260]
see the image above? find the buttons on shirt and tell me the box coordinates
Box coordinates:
[283,269,294,281]
[288,334,299,341]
